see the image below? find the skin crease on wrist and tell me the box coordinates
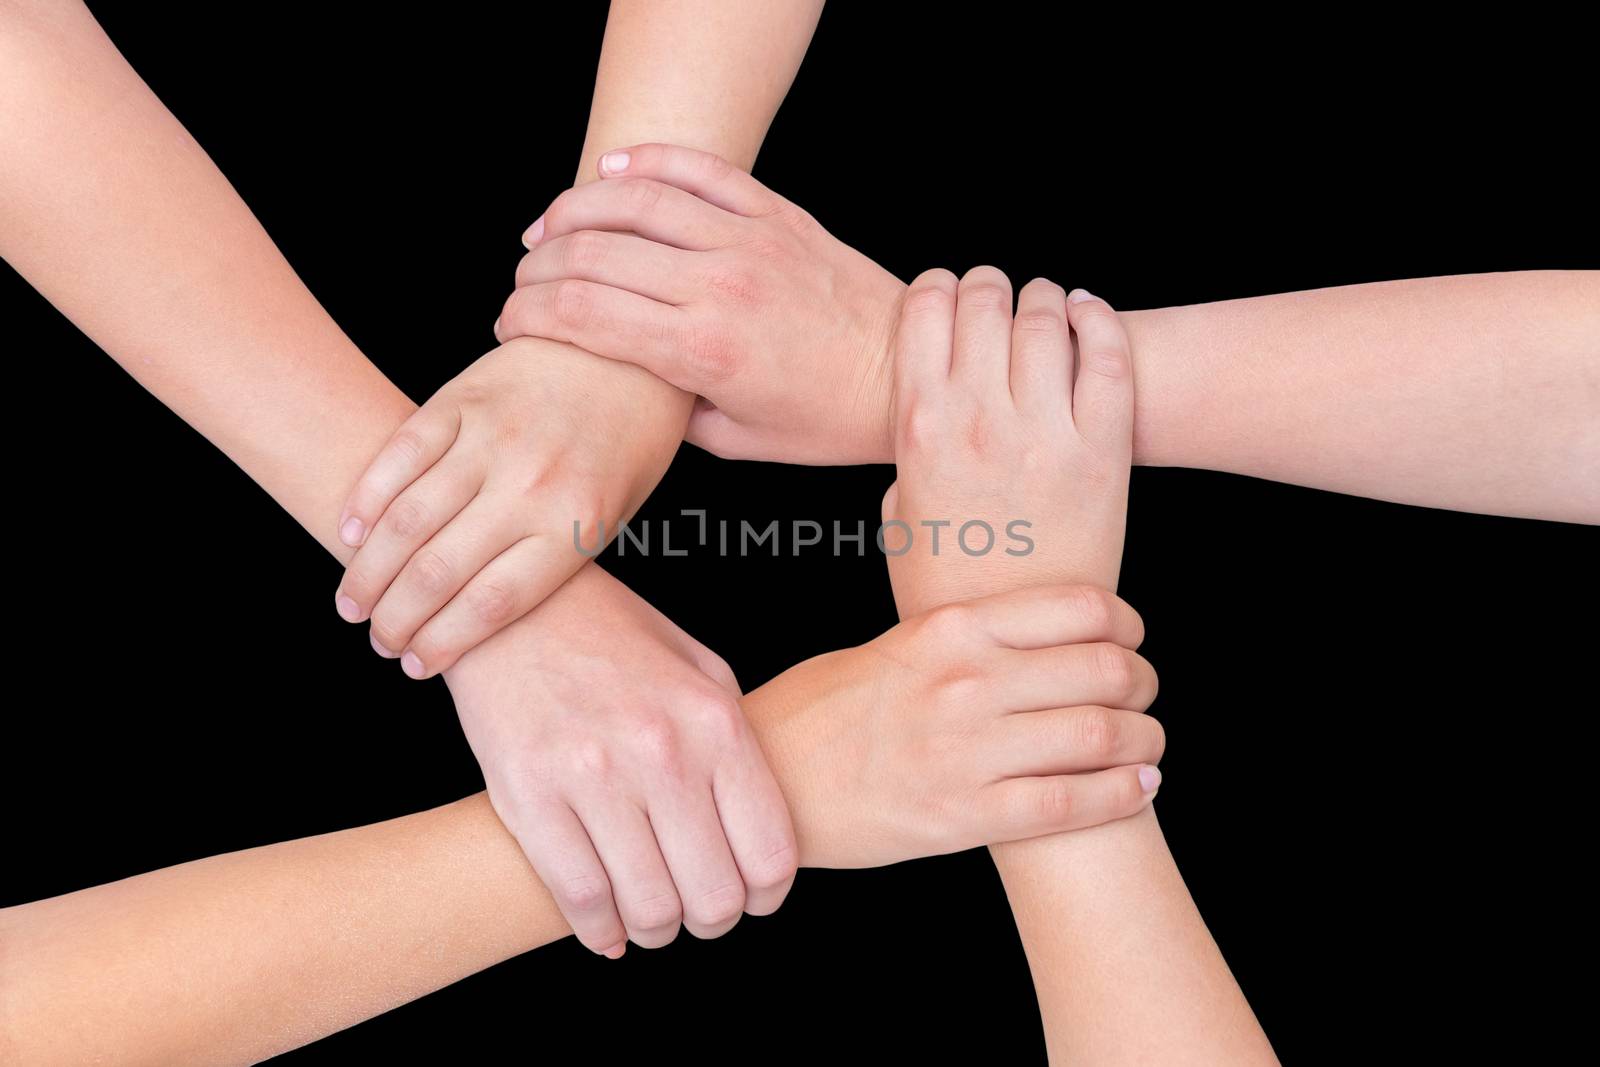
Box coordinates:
[491,142,1597,522]
[0,0,824,968]
[0,583,1162,1067]
[882,267,1277,1064]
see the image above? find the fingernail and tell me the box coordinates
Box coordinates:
[400,651,427,679]
[602,942,626,959]
[492,316,501,337]
[522,215,545,249]
[339,516,366,546]
[599,151,631,176]
[335,594,361,622]
[1139,765,1162,792]
[370,632,398,659]
[1067,288,1096,304]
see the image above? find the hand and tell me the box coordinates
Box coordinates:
[493,143,907,464]
[882,269,1136,615]
[332,336,683,677]
[753,583,1163,868]
[444,565,796,956]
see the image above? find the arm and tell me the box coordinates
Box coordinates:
[326,0,829,673]
[883,269,1276,1063]
[493,147,1599,523]
[0,1,791,955]
[0,584,1162,1067]
[1121,271,1600,523]
[6,0,832,953]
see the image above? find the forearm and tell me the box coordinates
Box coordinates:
[0,2,413,555]
[576,0,823,181]
[0,676,797,1066]
[546,0,827,462]
[0,795,560,1067]
[1125,271,1600,522]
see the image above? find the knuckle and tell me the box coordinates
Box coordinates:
[961,281,1012,313]
[1014,308,1066,337]
[703,265,762,306]
[406,629,448,667]
[688,691,745,748]
[1093,642,1137,697]
[688,883,746,930]
[745,839,799,892]
[902,283,956,321]
[627,892,683,932]
[560,874,611,913]
[513,251,537,288]
[383,495,430,539]
[1065,584,1116,635]
[543,188,575,231]
[570,738,612,780]
[630,714,682,774]
[922,600,976,645]
[1147,716,1168,763]
[619,177,664,211]
[1036,779,1078,825]
[1125,603,1147,650]
[1021,277,1068,302]
[698,150,734,182]
[389,428,429,464]
[368,612,408,653]
[895,394,945,453]
[407,548,455,595]
[467,580,518,626]
[551,279,594,329]
[563,230,608,273]
[1077,706,1122,759]
[682,323,738,383]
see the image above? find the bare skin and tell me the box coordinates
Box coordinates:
[883,268,1279,1064]
[0,0,826,958]
[0,583,1161,1067]
[495,143,1599,524]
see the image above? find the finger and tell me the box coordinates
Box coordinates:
[513,230,697,305]
[335,403,461,551]
[493,280,683,373]
[534,178,742,251]
[569,794,684,950]
[594,143,778,217]
[1010,278,1073,412]
[950,266,1014,397]
[648,781,747,940]
[712,730,799,917]
[516,803,629,956]
[966,584,1145,650]
[1066,290,1134,456]
[335,454,482,637]
[403,529,595,678]
[977,763,1161,841]
[998,642,1159,713]
[893,269,959,432]
[365,493,527,675]
[998,706,1166,777]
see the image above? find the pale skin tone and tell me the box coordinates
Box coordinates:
[0,0,828,957]
[0,583,1162,1067]
[494,143,1600,525]
[884,267,1278,1064]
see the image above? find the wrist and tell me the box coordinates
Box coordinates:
[858,281,907,465]
[1120,305,1201,470]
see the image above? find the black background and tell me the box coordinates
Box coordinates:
[5,4,1596,1063]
